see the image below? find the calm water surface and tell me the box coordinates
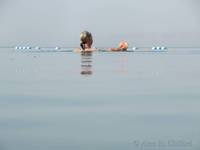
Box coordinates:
[0,49,200,150]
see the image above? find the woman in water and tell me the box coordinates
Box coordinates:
[74,31,128,52]
[74,31,96,52]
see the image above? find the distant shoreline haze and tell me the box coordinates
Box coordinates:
[0,0,200,47]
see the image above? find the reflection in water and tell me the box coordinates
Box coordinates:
[115,55,129,74]
[80,52,93,76]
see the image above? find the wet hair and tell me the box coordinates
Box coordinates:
[80,31,93,50]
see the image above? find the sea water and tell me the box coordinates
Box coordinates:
[0,49,200,150]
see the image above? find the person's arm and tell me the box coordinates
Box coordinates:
[108,47,122,51]
[74,48,82,52]
[108,41,129,51]
[74,48,97,52]
[84,48,97,52]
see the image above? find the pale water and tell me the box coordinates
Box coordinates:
[0,49,200,150]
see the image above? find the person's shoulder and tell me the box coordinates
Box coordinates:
[108,47,122,51]
[74,48,82,52]
[74,48,98,53]
[84,48,97,52]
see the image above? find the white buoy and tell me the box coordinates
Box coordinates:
[18,46,23,50]
[22,46,27,50]
[27,47,31,50]
[132,47,138,51]
[35,46,40,50]
[152,47,156,50]
[55,47,60,50]
[15,46,19,50]
[161,47,167,50]
[156,47,161,50]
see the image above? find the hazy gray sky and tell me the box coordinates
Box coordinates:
[0,0,200,47]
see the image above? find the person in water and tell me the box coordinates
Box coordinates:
[74,31,96,52]
[108,41,129,51]
[74,31,128,52]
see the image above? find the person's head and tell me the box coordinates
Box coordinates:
[118,41,129,51]
[80,31,93,49]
